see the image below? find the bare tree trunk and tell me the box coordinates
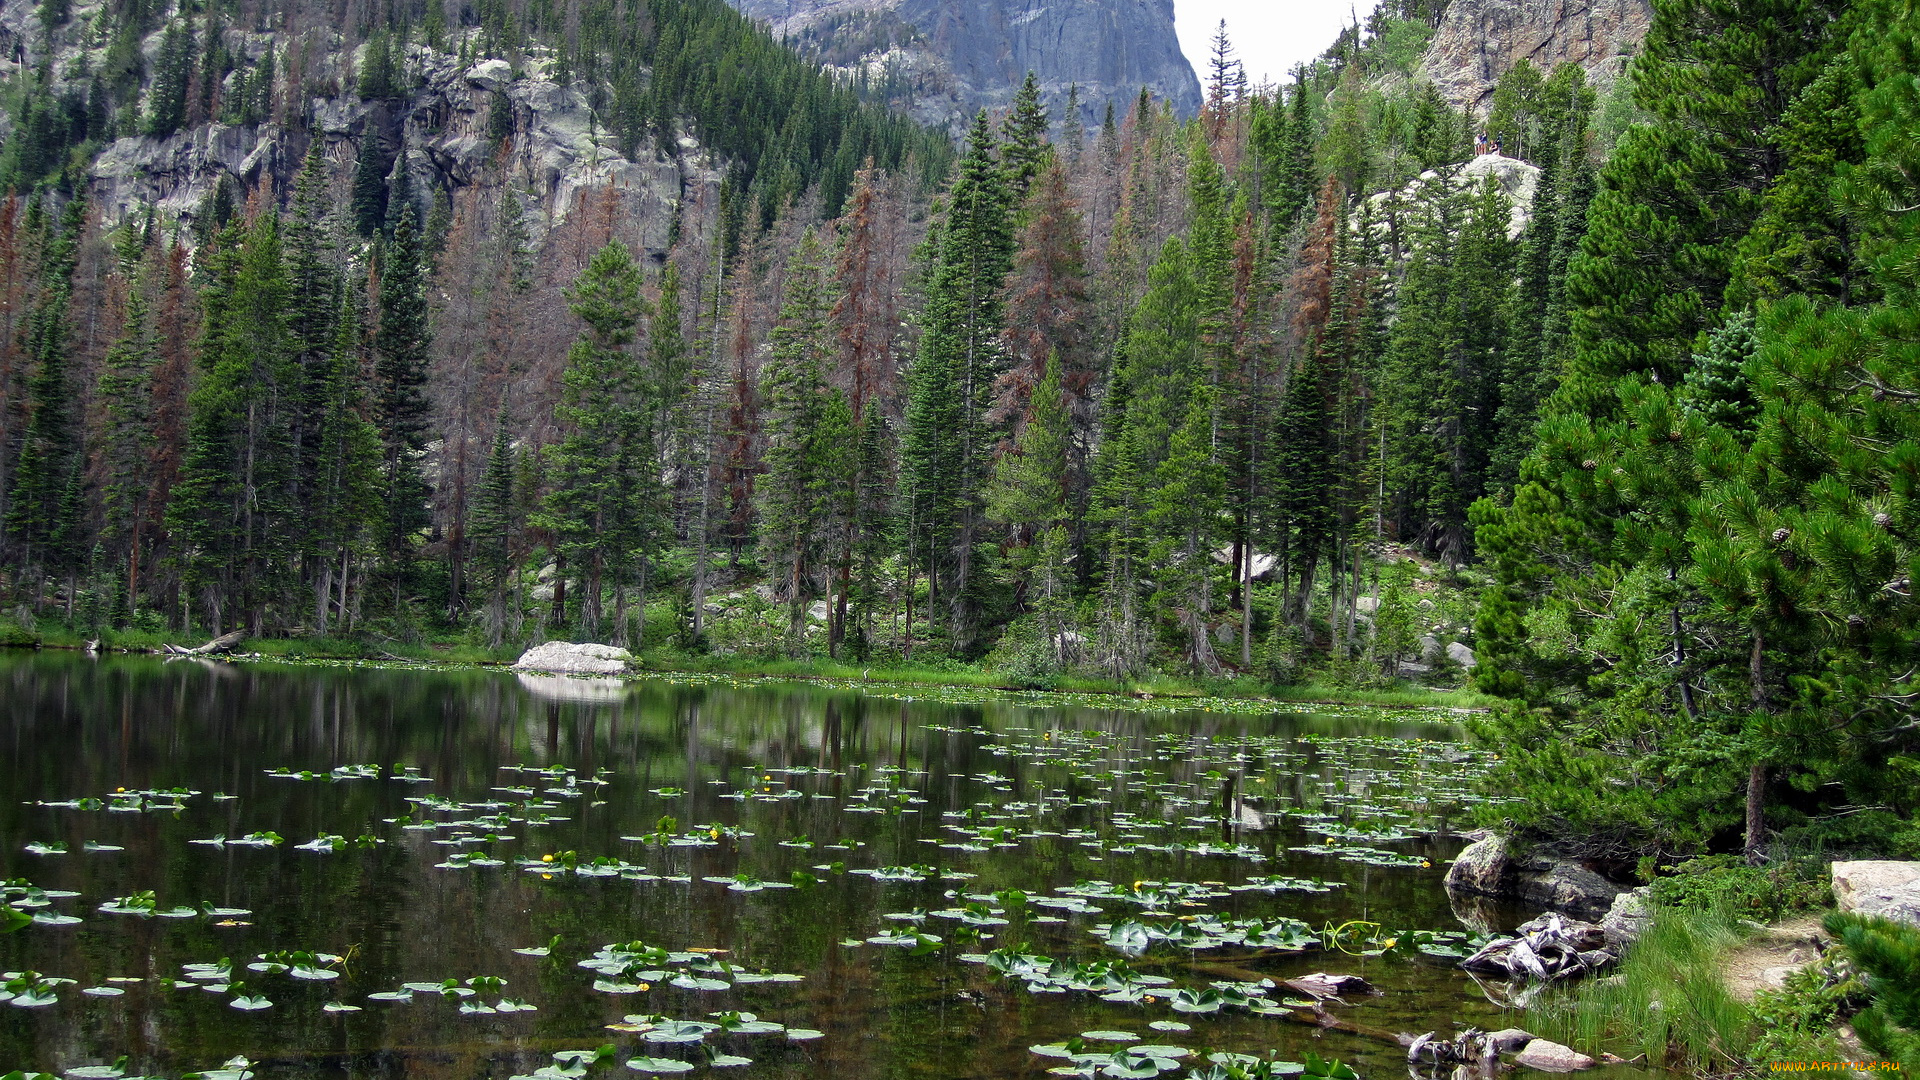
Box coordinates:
[1745,631,1768,865]
[1240,542,1253,668]
[314,559,332,636]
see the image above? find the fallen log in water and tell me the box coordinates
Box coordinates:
[162,630,247,656]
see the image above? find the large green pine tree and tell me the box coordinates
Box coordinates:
[535,240,656,641]
[900,111,1015,653]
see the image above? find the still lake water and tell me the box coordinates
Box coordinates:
[1,652,1525,1080]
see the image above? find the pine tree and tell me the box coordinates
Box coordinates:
[167,216,299,633]
[1093,238,1204,673]
[371,208,433,588]
[352,127,390,237]
[145,19,193,138]
[96,283,161,608]
[471,405,519,644]
[1148,386,1226,674]
[535,240,654,640]
[304,293,382,635]
[758,231,835,640]
[1001,73,1050,198]
[1552,0,1850,416]
[3,196,84,590]
[1823,913,1920,1064]
[358,29,401,99]
[900,111,1015,653]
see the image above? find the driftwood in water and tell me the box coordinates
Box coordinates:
[1460,912,1616,982]
[163,630,246,656]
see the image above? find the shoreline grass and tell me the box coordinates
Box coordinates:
[2,629,1495,711]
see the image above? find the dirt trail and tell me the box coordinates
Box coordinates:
[1720,916,1826,1002]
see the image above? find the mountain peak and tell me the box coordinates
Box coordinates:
[728,0,1203,129]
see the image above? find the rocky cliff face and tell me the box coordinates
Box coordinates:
[1420,0,1652,111]
[0,0,717,251]
[727,0,1202,129]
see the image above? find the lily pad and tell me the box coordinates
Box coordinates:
[624,1060,694,1076]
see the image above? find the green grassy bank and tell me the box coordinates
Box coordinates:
[2,624,1495,711]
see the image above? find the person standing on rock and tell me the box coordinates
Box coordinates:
[1475,131,1490,156]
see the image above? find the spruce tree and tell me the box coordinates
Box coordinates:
[351,127,389,237]
[145,19,193,138]
[471,406,519,644]
[167,217,299,633]
[758,231,835,639]
[371,208,433,589]
[535,240,654,640]
[3,196,84,587]
[900,111,1015,653]
[1002,73,1050,198]
[95,285,161,605]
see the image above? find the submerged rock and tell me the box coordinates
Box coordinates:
[1513,1039,1597,1072]
[1831,861,1920,927]
[1485,1029,1536,1053]
[513,641,632,676]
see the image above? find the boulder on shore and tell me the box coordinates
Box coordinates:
[1832,861,1920,927]
[1513,1039,1597,1072]
[1446,835,1622,922]
[1600,887,1653,948]
[513,641,632,676]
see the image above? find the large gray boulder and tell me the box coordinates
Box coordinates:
[1446,835,1623,922]
[1599,887,1653,949]
[513,641,632,676]
[1832,861,1920,927]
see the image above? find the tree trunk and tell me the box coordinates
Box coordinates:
[314,559,333,636]
[1240,542,1254,669]
[1746,631,1768,865]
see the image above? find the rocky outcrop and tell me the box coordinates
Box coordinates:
[513,641,633,676]
[83,41,709,250]
[1599,886,1652,948]
[1420,0,1653,112]
[1832,861,1920,927]
[1446,835,1623,921]
[725,0,1201,130]
[1368,154,1543,241]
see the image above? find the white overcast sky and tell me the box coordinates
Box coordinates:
[1175,0,1384,90]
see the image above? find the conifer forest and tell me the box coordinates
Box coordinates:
[3,0,1920,878]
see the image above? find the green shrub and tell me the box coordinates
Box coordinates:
[1647,855,1831,922]
[1823,912,1920,1068]
[0,620,40,647]
[1748,957,1862,1064]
